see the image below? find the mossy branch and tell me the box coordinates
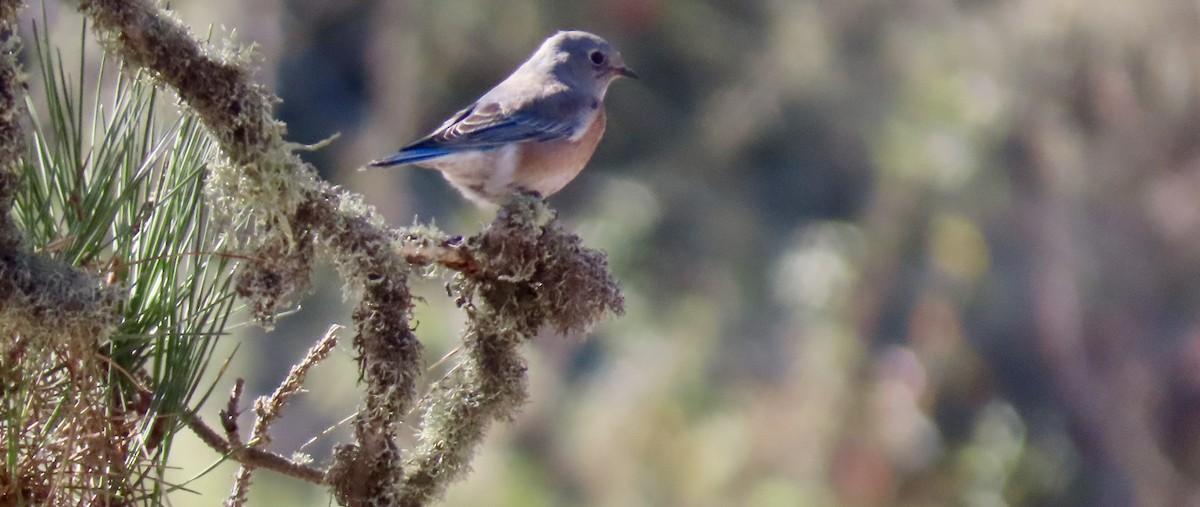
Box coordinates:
[76,1,420,502]
[0,0,619,503]
[0,1,22,251]
[0,0,123,402]
[0,0,630,505]
[228,326,341,506]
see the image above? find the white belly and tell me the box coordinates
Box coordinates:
[418,145,519,206]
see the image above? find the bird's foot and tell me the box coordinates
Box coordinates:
[515,188,545,201]
[499,188,556,224]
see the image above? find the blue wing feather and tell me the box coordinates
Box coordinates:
[368,147,479,167]
[368,93,584,168]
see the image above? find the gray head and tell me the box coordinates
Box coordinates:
[532,30,637,96]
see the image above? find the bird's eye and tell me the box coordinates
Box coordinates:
[589,50,606,66]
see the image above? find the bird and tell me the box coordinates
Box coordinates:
[365,30,637,206]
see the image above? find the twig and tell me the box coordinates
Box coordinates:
[184,412,326,485]
[397,234,480,277]
[220,378,244,448]
[229,326,341,506]
[252,325,341,443]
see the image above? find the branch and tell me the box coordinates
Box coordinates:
[398,196,624,504]
[0,246,123,349]
[0,0,123,352]
[185,412,326,485]
[252,325,341,444]
[76,3,624,506]
[397,234,480,278]
[229,326,340,506]
[79,2,423,503]
[0,0,24,250]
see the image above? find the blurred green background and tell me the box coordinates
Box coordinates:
[38,0,1200,505]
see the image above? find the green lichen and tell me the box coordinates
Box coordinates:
[0,11,25,250]
[460,194,626,336]
[74,1,624,505]
[0,251,122,347]
[395,195,624,505]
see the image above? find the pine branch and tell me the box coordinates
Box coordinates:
[67,1,625,505]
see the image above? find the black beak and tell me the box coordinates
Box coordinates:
[617,66,639,79]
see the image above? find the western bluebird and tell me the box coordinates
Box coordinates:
[366,30,637,206]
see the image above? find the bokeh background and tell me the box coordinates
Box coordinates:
[34,0,1200,505]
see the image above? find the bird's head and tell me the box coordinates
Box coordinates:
[542,30,637,97]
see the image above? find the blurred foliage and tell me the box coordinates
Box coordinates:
[109,0,1200,504]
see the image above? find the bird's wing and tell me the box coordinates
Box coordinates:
[369,91,586,167]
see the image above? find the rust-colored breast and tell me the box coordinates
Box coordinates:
[513,108,607,196]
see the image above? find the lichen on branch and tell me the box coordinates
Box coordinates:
[69,1,625,505]
[0,0,25,249]
[0,0,122,359]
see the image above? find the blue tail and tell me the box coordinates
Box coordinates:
[367,147,451,167]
